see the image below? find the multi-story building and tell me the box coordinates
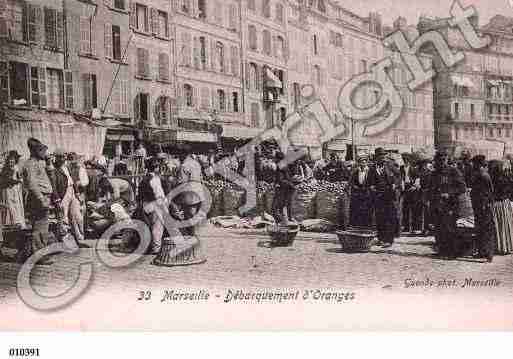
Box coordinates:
[242,0,289,135]
[419,14,513,158]
[174,0,244,151]
[286,1,435,159]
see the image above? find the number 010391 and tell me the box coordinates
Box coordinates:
[9,348,40,357]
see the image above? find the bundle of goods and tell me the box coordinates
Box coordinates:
[457,191,474,219]
[291,190,317,222]
[300,219,335,233]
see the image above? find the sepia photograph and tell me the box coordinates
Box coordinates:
[0,0,513,335]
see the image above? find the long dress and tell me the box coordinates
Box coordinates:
[491,173,513,255]
[0,165,26,228]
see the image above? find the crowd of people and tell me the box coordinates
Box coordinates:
[1,137,512,265]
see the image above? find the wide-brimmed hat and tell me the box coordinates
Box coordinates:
[54,148,66,157]
[374,147,386,157]
[434,149,449,158]
[27,138,47,151]
[6,150,22,161]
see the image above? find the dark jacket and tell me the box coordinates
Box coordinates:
[367,163,401,201]
[429,166,466,211]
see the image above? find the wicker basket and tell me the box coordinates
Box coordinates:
[267,223,300,247]
[336,229,376,253]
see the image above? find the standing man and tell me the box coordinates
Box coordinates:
[349,155,372,228]
[53,149,85,243]
[367,148,400,248]
[23,138,54,265]
[429,150,467,259]
[470,155,495,263]
[401,155,422,233]
[419,159,433,236]
[272,152,297,226]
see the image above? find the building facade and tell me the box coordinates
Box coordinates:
[419,14,513,158]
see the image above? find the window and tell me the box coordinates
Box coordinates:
[313,34,318,55]
[488,127,493,137]
[80,17,93,55]
[30,67,40,106]
[157,11,169,38]
[216,42,225,73]
[112,25,121,60]
[134,93,149,122]
[182,0,190,14]
[218,90,226,111]
[136,48,150,78]
[181,32,192,66]
[155,96,170,126]
[231,46,239,76]
[46,68,64,109]
[136,4,149,32]
[275,69,284,94]
[198,0,207,18]
[249,63,258,90]
[10,62,29,105]
[44,7,63,49]
[248,0,255,11]
[27,4,40,43]
[262,0,270,18]
[275,4,284,23]
[318,0,326,12]
[199,37,207,69]
[82,73,97,111]
[360,59,367,73]
[229,5,237,30]
[232,92,239,112]
[158,53,169,81]
[263,30,271,55]
[7,0,27,43]
[184,84,194,107]
[251,103,260,127]
[275,36,285,59]
[248,25,257,50]
[112,79,129,115]
[471,103,475,118]
[454,102,459,117]
[114,0,125,10]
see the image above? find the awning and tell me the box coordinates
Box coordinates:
[451,75,465,86]
[106,134,135,141]
[488,79,500,86]
[221,125,263,139]
[176,131,217,143]
[265,68,283,89]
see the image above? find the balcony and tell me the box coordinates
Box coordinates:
[487,114,513,123]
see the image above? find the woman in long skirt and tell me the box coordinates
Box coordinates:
[488,160,513,255]
[0,151,26,228]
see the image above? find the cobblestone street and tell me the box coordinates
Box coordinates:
[1,226,513,330]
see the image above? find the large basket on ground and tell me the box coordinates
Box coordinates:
[153,236,206,267]
[267,223,300,247]
[336,228,376,253]
[315,191,339,223]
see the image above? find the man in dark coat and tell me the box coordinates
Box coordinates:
[429,149,467,259]
[367,148,400,248]
[272,152,296,225]
[22,138,54,265]
[400,154,422,233]
[470,155,495,263]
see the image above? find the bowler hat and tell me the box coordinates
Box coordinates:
[435,149,449,158]
[471,155,487,167]
[27,138,46,151]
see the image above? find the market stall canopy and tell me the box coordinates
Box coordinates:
[221,125,263,139]
[1,109,106,160]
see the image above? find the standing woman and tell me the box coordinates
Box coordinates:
[349,155,372,228]
[488,160,513,255]
[0,151,26,228]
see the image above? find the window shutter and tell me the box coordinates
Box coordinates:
[44,7,56,47]
[211,88,218,110]
[104,23,112,58]
[56,11,64,50]
[283,39,289,61]
[144,49,150,77]
[255,64,261,91]
[83,73,91,110]
[229,4,236,30]
[28,4,37,42]
[64,71,73,109]
[192,87,199,107]
[176,84,183,108]
[0,62,9,104]
[210,39,216,70]
[129,2,136,28]
[39,66,47,107]
[150,8,158,34]
[201,87,210,109]
[245,63,250,90]
[193,37,200,69]
[231,46,239,77]
[159,53,169,81]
